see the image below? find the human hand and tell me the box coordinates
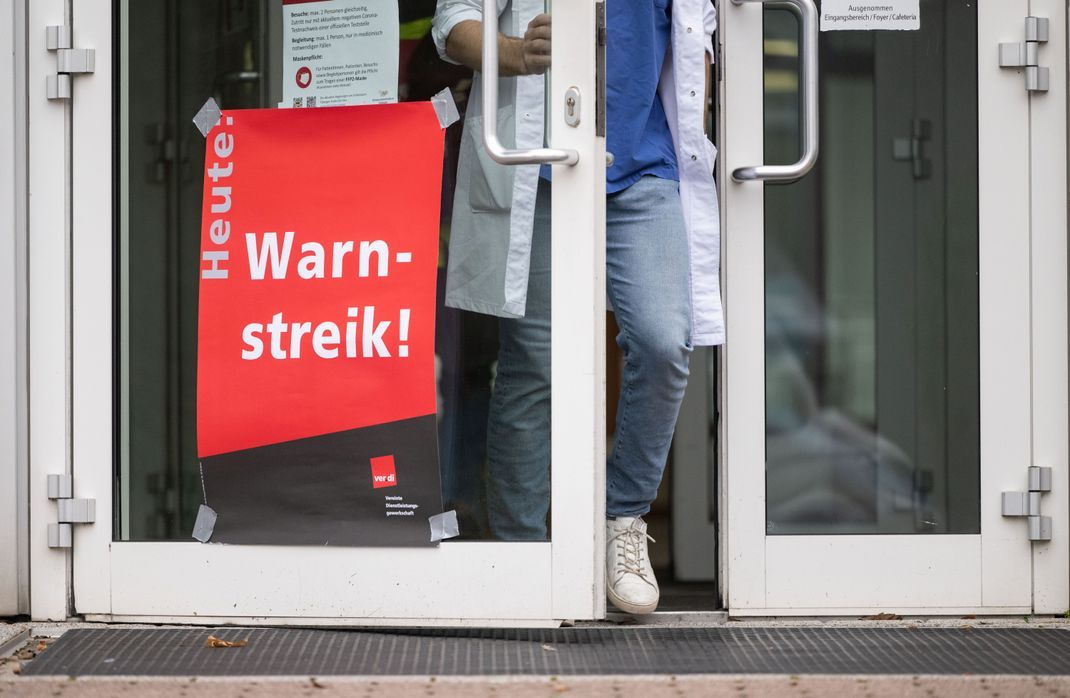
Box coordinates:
[521,14,552,75]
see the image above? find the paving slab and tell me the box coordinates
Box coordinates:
[1,675,1070,697]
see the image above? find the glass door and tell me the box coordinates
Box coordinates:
[56,0,605,623]
[720,0,1068,613]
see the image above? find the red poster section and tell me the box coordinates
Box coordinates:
[197,103,443,458]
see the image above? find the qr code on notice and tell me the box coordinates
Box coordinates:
[305,96,317,108]
[292,97,303,108]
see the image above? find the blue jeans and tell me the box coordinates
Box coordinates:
[487,176,693,540]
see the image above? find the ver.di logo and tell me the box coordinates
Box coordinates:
[370,455,397,489]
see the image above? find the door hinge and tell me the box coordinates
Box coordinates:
[45,25,95,100]
[999,16,1049,93]
[46,474,96,548]
[1002,466,1052,542]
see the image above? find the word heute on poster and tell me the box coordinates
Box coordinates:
[282,0,399,108]
[195,103,445,546]
[820,0,920,31]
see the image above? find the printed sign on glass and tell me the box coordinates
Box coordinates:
[196,102,444,546]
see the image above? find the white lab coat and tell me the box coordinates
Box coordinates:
[432,0,724,345]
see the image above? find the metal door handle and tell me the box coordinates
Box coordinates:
[730,0,819,182]
[481,0,579,166]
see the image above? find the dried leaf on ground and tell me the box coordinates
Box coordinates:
[309,677,326,689]
[862,613,902,621]
[205,635,248,648]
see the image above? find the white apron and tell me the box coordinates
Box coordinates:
[432,0,724,345]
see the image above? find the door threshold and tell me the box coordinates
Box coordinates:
[81,614,563,629]
[79,613,731,629]
[601,610,728,626]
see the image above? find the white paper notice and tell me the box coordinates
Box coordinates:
[282,0,399,108]
[820,1,920,31]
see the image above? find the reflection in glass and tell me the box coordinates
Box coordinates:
[118,0,495,540]
[764,0,980,534]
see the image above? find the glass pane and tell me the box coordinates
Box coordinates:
[764,0,980,535]
[117,0,525,541]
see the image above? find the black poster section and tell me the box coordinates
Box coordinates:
[200,415,442,546]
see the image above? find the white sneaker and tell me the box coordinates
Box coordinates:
[606,516,659,614]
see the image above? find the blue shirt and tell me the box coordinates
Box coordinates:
[541,0,678,192]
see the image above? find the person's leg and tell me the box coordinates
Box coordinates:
[606,176,693,519]
[485,181,552,541]
[603,176,691,614]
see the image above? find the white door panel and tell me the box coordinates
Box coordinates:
[720,0,1061,613]
[764,537,982,610]
[61,0,605,624]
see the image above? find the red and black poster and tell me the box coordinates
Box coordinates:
[195,102,445,546]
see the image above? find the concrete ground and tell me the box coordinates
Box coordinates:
[2,617,1069,697]
[2,675,1070,697]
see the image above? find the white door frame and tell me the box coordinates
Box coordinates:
[1029,0,1069,615]
[1,0,30,618]
[27,0,70,621]
[718,0,1069,615]
[29,0,606,624]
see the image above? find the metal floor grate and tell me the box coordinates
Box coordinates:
[22,627,1070,676]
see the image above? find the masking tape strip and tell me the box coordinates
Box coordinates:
[428,509,460,542]
[192,504,218,543]
[192,97,222,137]
[430,88,460,129]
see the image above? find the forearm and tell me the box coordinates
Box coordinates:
[445,20,529,77]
